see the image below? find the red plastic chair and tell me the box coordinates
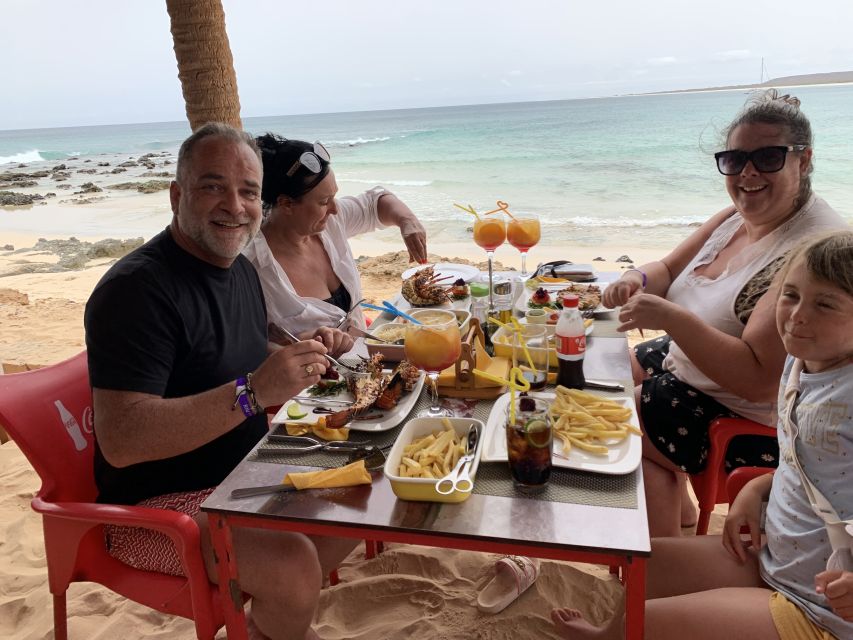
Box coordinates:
[0,351,228,640]
[689,417,776,535]
[726,466,774,504]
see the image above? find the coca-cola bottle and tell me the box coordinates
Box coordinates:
[555,294,585,389]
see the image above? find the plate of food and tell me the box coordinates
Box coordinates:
[515,282,611,317]
[480,387,642,474]
[271,355,425,432]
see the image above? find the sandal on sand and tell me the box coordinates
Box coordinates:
[476,555,540,614]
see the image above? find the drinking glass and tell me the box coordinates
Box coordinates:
[473,217,506,315]
[510,325,548,390]
[505,396,552,493]
[506,215,541,279]
[404,309,462,418]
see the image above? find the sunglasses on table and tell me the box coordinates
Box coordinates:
[286,141,331,177]
[714,144,808,176]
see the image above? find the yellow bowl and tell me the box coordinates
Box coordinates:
[384,416,484,503]
[491,324,558,368]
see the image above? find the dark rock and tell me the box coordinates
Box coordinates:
[51,164,67,171]
[2,244,13,251]
[110,167,127,174]
[0,179,38,188]
[17,163,27,168]
[137,180,170,193]
[0,191,44,205]
[77,168,97,174]
[76,182,103,194]
[164,159,172,165]
[592,257,606,261]
[84,159,91,163]
[118,160,138,167]
[97,162,110,167]
[615,255,633,263]
[45,192,56,198]
[56,184,72,190]
[141,171,173,178]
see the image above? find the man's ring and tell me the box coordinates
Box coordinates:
[305,364,315,376]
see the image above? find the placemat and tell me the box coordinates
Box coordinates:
[590,315,624,339]
[254,387,638,510]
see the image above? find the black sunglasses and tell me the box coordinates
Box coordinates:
[714,145,807,176]
[285,141,331,177]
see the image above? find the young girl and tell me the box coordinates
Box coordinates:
[552,231,853,640]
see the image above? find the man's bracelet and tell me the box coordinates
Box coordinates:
[233,374,263,418]
[625,268,647,289]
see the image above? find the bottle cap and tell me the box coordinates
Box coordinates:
[469,282,489,297]
[561,294,579,308]
[493,281,512,296]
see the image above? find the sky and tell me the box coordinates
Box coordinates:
[3,0,853,130]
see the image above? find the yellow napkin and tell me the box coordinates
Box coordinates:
[283,459,372,490]
[285,417,351,441]
[437,332,509,388]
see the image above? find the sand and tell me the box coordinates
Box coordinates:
[1,171,722,639]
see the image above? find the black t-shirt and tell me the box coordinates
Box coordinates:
[85,228,269,505]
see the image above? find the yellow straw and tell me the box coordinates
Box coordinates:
[473,366,530,424]
[483,200,517,221]
[453,202,481,221]
[512,322,536,372]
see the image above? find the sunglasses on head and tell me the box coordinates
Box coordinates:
[285,141,331,177]
[714,144,807,176]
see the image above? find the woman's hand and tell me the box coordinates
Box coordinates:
[398,216,427,263]
[721,482,766,563]
[603,272,644,308]
[617,292,680,332]
[308,326,354,358]
[815,570,853,621]
[252,340,328,407]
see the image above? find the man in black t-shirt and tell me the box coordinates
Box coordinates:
[85,123,352,640]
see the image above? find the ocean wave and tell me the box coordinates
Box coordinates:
[341,178,433,187]
[554,215,707,228]
[0,149,45,165]
[327,136,391,147]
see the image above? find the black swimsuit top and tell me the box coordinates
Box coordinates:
[324,283,352,314]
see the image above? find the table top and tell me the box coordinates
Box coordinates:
[202,302,649,558]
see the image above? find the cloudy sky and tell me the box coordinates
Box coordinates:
[3,0,852,130]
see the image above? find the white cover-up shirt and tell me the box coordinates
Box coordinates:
[243,187,388,336]
[662,194,846,425]
[760,356,853,639]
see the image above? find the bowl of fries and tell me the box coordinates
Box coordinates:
[384,416,485,503]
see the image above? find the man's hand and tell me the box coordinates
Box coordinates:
[815,570,853,621]
[308,326,354,358]
[252,340,328,407]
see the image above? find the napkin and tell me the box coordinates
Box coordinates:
[283,459,372,490]
[437,331,509,388]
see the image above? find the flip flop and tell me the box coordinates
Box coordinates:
[476,555,540,614]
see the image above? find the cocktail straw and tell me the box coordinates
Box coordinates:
[453,202,481,221]
[473,366,530,424]
[483,200,517,221]
[510,318,536,372]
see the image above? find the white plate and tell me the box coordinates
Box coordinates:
[401,262,480,283]
[481,389,642,474]
[271,371,425,432]
[515,282,612,317]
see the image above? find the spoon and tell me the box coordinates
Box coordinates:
[335,298,367,329]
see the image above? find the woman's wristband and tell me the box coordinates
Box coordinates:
[625,268,647,289]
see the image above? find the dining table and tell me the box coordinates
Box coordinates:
[201,270,650,640]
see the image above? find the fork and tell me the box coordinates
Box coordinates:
[348,325,400,344]
[270,323,362,372]
[335,298,367,329]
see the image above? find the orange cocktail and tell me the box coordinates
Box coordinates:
[507,217,541,252]
[405,310,462,418]
[473,218,506,252]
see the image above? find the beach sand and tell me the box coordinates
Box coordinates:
[1,167,720,639]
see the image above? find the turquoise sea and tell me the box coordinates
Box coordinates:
[2,85,851,249]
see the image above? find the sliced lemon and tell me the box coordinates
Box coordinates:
[286,403,308,420]
[524,418,551,448]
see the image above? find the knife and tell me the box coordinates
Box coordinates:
[584,380,626,392]
[230,484,298,499]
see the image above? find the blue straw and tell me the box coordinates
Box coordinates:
[360,301,423,324]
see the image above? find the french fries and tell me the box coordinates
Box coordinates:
[397,418,466,479]
[549,386,642,456]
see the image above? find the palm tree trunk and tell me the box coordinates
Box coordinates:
[165,0,242,130]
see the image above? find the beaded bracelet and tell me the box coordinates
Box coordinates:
[626,268,647,289]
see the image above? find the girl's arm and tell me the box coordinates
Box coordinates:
[722,473,775,563]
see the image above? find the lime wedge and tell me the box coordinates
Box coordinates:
[286,403,308,420]
[524,418,551,448]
